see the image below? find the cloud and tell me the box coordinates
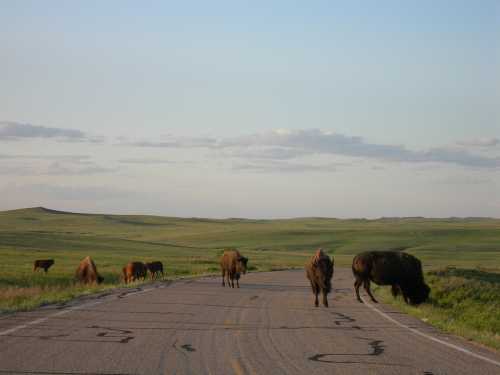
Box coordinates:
[0,121,103,142]
[125,136,217,149]
[0,184,135,201]
[222,129,500,169]
[126,129,500,168]
[0,160,118,176]
[223,147,311,160]
[456,137,499,148]
[117,158,193,165]
[0,154,90,161]
[232,160,342,173]
[45,162,118,176]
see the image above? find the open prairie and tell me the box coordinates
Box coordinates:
[1,207,499,312]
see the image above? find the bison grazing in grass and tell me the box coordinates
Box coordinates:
[220,250,248,288]
[352,251,430,305]
[145,261,164,279]
[75,256,104,285]
[306,249,334,307]
[33,259,54,273]
[123,262,147,284]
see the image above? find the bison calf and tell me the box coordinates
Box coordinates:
[123,262,147,284]
[306,249,334,307]
[352,251,430,305]
[145,261,164,279]
[220,250,248,288]
[33,259,54,273]
[75,256,104,285]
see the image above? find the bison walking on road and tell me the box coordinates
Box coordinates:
[220,250,248,288]
[352,251,430,305]
[75,256,104,285]
[306,249,334,307]
[33,259,54,273]
[123,262,147,284]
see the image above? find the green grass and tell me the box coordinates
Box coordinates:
[1,207,500,349]
[373,267,500,350]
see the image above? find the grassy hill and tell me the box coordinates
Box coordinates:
[0,207,499,306]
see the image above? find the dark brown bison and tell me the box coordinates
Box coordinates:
[305,249,334,307]
[33,259,54,273]
[145,261,164,279]
[220,250,248,288]
[75,256,104,285]
[122,262,147,284]
[352,251,430,305]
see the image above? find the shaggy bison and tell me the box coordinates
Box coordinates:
[33,259,54,273]
[122,262,147,284]
[145,261,164,279]
[352,251,430,305]
[305,249,334,307]
[220,250,248,288]
[75,256,104,285]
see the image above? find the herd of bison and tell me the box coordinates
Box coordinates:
[32,249,430,307]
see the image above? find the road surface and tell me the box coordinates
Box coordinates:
[0,269,499,374]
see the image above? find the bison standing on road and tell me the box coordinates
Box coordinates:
[305,249,334,307]
[75,256,104,285]
[122,262,147,284]
[33,259,54,273]
[145,261,164,279]
[220,250,248,288]
[352,251,430,305]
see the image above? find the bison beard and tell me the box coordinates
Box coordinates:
[352,251,430,305]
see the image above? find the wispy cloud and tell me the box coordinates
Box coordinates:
[232,160,342,173]
[0,160,118,176]
[125,136,217,149]
[117,158,193,165]
[0,154,90,161]
[0,184,135,201]
[456,137,499,148]
[0,121,103,143]
[127,129,500,169]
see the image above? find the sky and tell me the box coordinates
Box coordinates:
[1,1,499,218]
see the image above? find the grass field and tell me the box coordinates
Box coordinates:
[1,207,499,348]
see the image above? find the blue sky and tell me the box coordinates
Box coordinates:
[1,1,499,217]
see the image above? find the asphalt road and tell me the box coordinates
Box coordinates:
[0,269,499,375]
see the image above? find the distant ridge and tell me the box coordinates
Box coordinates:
[0,206,496,221]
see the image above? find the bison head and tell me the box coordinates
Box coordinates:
[407,282,430,305]
[236,256,248,274]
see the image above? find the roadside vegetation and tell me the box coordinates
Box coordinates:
[374,267,500,350]
[1,207,499,349]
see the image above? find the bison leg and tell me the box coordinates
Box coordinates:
[322,290,328,308]
[311,283,319,307]
[236,279,240,288]
[391,284,400,297]
[221,269,226,287]
[354,279,363,303]
[363,280,378,303]
[401,290,410,304]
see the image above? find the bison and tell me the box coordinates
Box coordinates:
[75,256,104,285]
[352,251,430,305]
[33,259,54,273]
[305,249,334,307]
[145,261,164,279]
[122,262,147,284]
[220,250,248,288]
